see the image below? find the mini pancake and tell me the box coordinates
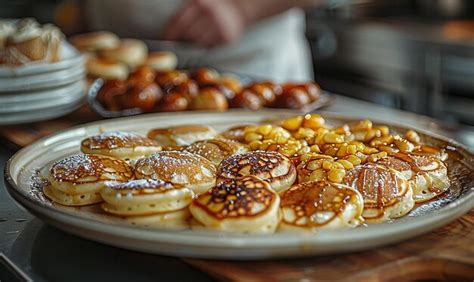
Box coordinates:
[124,208,190,229]
[217,151,296,192]
[101,179,194,216]
[343,163,415,222]
[46,154,133,206]
[378,154,450,203]
[134,151,216,194]
[181,138,249,166]
[219,125,248,143]
[147,124,217,147]
[189,176,280,233]
[279,180,364,231]
[81,131,162,160]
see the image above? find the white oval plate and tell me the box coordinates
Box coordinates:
[5,111,474,259]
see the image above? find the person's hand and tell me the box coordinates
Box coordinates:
[163,0,248,47]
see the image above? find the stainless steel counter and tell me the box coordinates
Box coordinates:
[0,95,472,281]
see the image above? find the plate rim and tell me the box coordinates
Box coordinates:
[4,110,474,258]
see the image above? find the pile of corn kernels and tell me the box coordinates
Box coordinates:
[242,114,424,183]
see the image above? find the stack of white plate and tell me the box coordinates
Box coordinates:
[0,41,86,125]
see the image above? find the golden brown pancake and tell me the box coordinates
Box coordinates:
[134,151,216,194]
[219,125,248,143]
[147,124,217,147]
[46,154,133,206]
[343,163,414,222]
[217,151,296,192]
[81,131,162,160]
[378,154,450,203]
[101,179,194,216]
[279,180,364,231]
[181,138,249,166]
[189,176,280,233]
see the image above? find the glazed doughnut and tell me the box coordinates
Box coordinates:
[80,131,161,160]
[279,180,364,231]
[96,79,127,111]
[217,151,297,192]
[45,154,133,206]
[189,176,280,233]
[147,124,217,147]
[343,163,415,222]
[182,138,249,166]
[121,82,162,112]
[134,151,216,194]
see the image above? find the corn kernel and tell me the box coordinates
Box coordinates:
[307,160,321,170]
[346,155,361,166]
[300,153,312,162]
[280,116,303,131]
[310,169,326,181]
[303,114,325,129]
[346,144,357,154]
[249,140,262,150]
[363,147,378,154]
[276,135,288,144]
[370,136,394,147]
[378,145,399,154]
[350,120,372,132]
[365,129,382,142]
[245,132,262,143]
[394,138,414,152]
[349,141,365,151]
[367,152,388,163]
[405,130,421,144]
[244,126,258,133]
[330,162,344,169]
[256,124,272,135]
[322,160,333,170]
[297,146,311,155]
[328,168,346,183]
[310,145,320,153]
[323,132,344,144]
[337,159,354,169]
[376,125,390,136]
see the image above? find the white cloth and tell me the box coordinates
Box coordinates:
[85,0,313,81]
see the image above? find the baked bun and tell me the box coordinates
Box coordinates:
[189,87,228,112]
[134,151,216,194]
[81,131,161,160]
[45,154,133,206]
[86,57,128,80]
[101,39,148,68]
[279,181,364,231]
[378,154,450,203]
[147,124,217,147]
[70,31,120,52]
[189,176,280,233]
[343,163,415,222]
[217,151,296,192]
[145,51,178,71]
[182,138,249,166]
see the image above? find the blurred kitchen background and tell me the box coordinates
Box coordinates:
[1,0,474,127]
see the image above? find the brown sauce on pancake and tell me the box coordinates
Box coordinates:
[194,176,276,219]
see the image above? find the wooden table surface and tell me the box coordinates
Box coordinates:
[1,96,472,281]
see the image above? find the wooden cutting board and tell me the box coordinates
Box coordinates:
[185,210,474,281]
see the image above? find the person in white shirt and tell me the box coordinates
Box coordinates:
[84,0,324,81]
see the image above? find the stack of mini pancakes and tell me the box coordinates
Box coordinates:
[43,120,451,233]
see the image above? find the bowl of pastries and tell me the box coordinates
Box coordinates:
[70,31,330,117]
[0,18,86,124]
[5,111,473,259]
